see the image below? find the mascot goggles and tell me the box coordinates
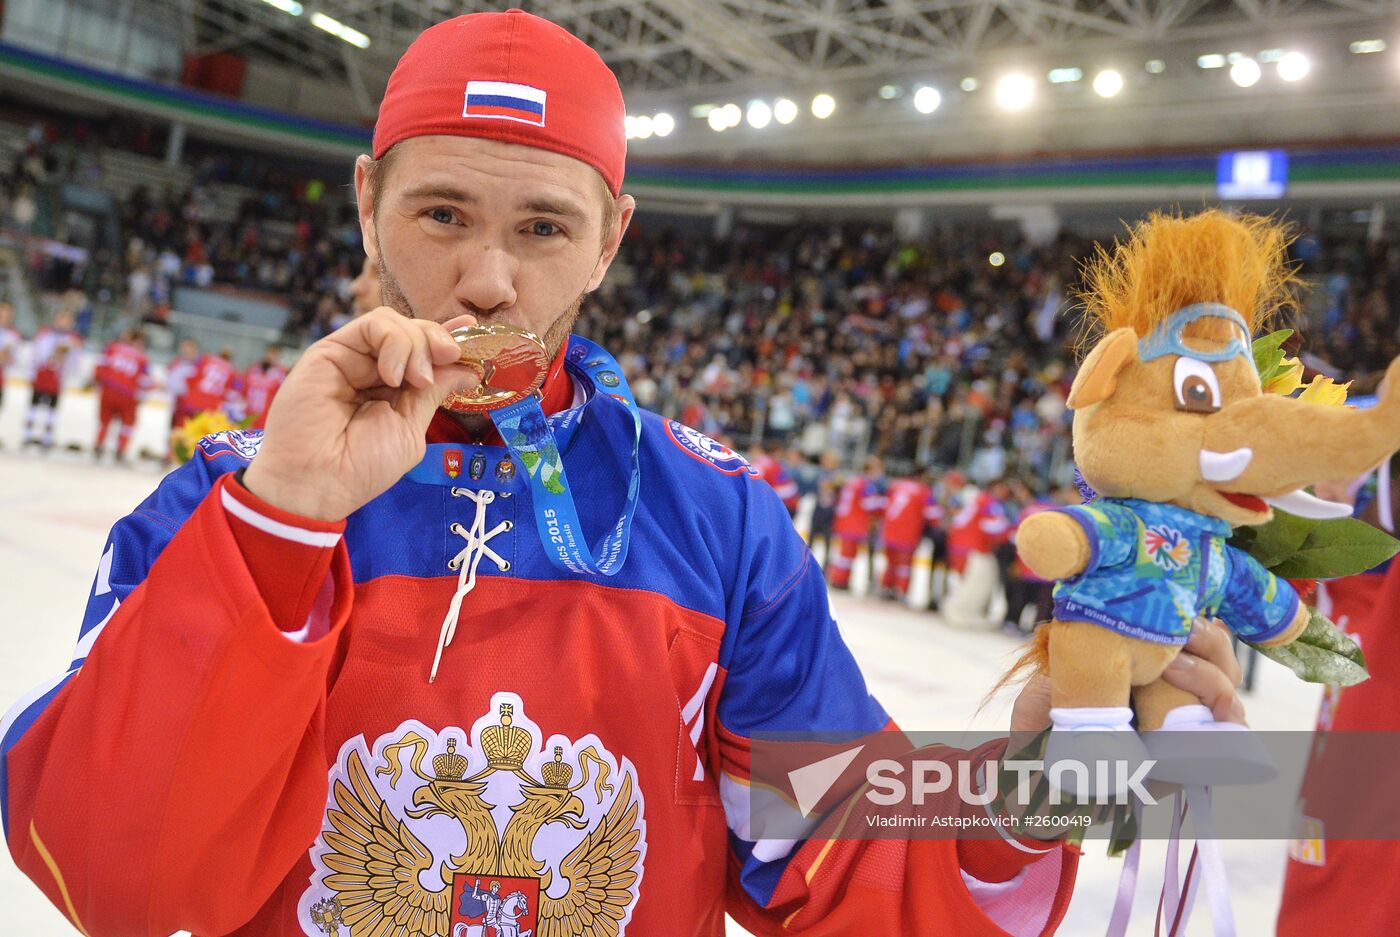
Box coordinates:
[1137,303,1257,373]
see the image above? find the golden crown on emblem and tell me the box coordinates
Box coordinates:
[481,703,530,770]
[433,738,469,780]
[542,745,573,788]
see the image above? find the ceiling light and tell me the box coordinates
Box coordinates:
[773,98,798,124]
[1227,51,1245,64]
[690,103,716,118]
[746,99,773,129]
[1197,53,1227,69]
[310,11,369,48]
[633,115,653,140]
[913,85,941,114]
[624,115,637,139]
[811,93,836,119]
[720,103,741,127]
[1258,48,1285,63]
[1047,67,1082,84]
[960,77,979,92]
[259,0,303,14]
[652,112,675,137]
[993,73,1035,111]
[879,84,900,100]
[989,252,1006,267]
[707,109,727,132]
[1145,59,1166,74]
[1230,57,1261,87]
[1093,69,1124,98]
[1350,39,1387,54]
[1277,51,1310,82]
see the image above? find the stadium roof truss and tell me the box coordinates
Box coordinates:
[170,0,1400,100]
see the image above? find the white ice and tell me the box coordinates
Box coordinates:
[0,385,1320,936]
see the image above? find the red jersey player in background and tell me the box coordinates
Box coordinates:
[1001,480,1062,635]
[828,454,887,590]
[0,302,20,434]
[878,468,940,602]
[1277,453,1400,937]
[165,338,200,433]
[181,346,240,417]
[942,478,1013,629]
[243,346,288,429]
[93,329,149,462]
[749,441,799,515]
[22,309,81,451]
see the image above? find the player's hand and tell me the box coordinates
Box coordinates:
[1008,618,1247,732]
[243,307,479,521]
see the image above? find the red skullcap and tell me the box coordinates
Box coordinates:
[373,9,627,196]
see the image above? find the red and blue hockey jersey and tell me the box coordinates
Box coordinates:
[2,336,1074,936]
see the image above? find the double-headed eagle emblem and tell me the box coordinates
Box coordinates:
[301,695,646,936]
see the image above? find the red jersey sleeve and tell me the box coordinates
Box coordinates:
[2,465,353,937]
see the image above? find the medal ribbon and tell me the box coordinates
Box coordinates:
[487,337,641,576]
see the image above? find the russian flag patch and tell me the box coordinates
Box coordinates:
[462,81,547,127]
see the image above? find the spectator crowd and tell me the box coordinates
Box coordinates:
[3,101,1399,627]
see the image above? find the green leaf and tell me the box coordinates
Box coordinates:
[1269,516,1400,579]
[1106,803,1139,858]
[1250,605,1369,686]
[1229,511,1320,570]
[1252,329,1294,384]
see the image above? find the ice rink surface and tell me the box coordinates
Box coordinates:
[0,387,1320,936]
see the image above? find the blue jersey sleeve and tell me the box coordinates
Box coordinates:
[713,475,888,911]
[1219,546,1301,643]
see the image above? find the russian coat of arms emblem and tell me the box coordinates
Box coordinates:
[299,693,646,936]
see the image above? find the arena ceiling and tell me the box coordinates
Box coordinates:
[178,1,1396,91]
[130,1,1400,161]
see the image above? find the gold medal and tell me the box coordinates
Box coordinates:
[443,323,550,412]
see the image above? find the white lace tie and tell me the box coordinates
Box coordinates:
[431,487,512,682]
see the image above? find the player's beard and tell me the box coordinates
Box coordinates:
[375,253,585,438]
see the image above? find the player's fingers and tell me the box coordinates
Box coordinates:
[400,321,435,389]
[394,362,477,426]
[1161,651,1244,724]
[420,314,481,367]
[322,307,418,386]
[374,326,412,388]
[1009,672,1053,734]
[1183,618,1244,687]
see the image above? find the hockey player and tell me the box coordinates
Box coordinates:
[750,441,799,515]
[805,450,842,559]
[943,478,1014,630]
[243,346,287,429]
[878,469,938,601]
[348,255,382,317]
[2,12,1247,936]
[181,346,239,418]
[93,329,149,462]
[1277,461,1400,936]
[166,338,200,432]
[22,309,81,450]
[0,302,20,426]
[828,455,887,590]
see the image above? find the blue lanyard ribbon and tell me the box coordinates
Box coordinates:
[488,336,641,576]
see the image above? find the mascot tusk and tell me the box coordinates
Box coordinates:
[1198,447,1253,482]
[1263,488,1353,520]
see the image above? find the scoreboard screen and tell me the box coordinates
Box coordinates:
[1217,150,1289,199]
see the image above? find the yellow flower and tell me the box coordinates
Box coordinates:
[1298,375,1351,408]
[170,409,237,463]
[1263,358,1304,395]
